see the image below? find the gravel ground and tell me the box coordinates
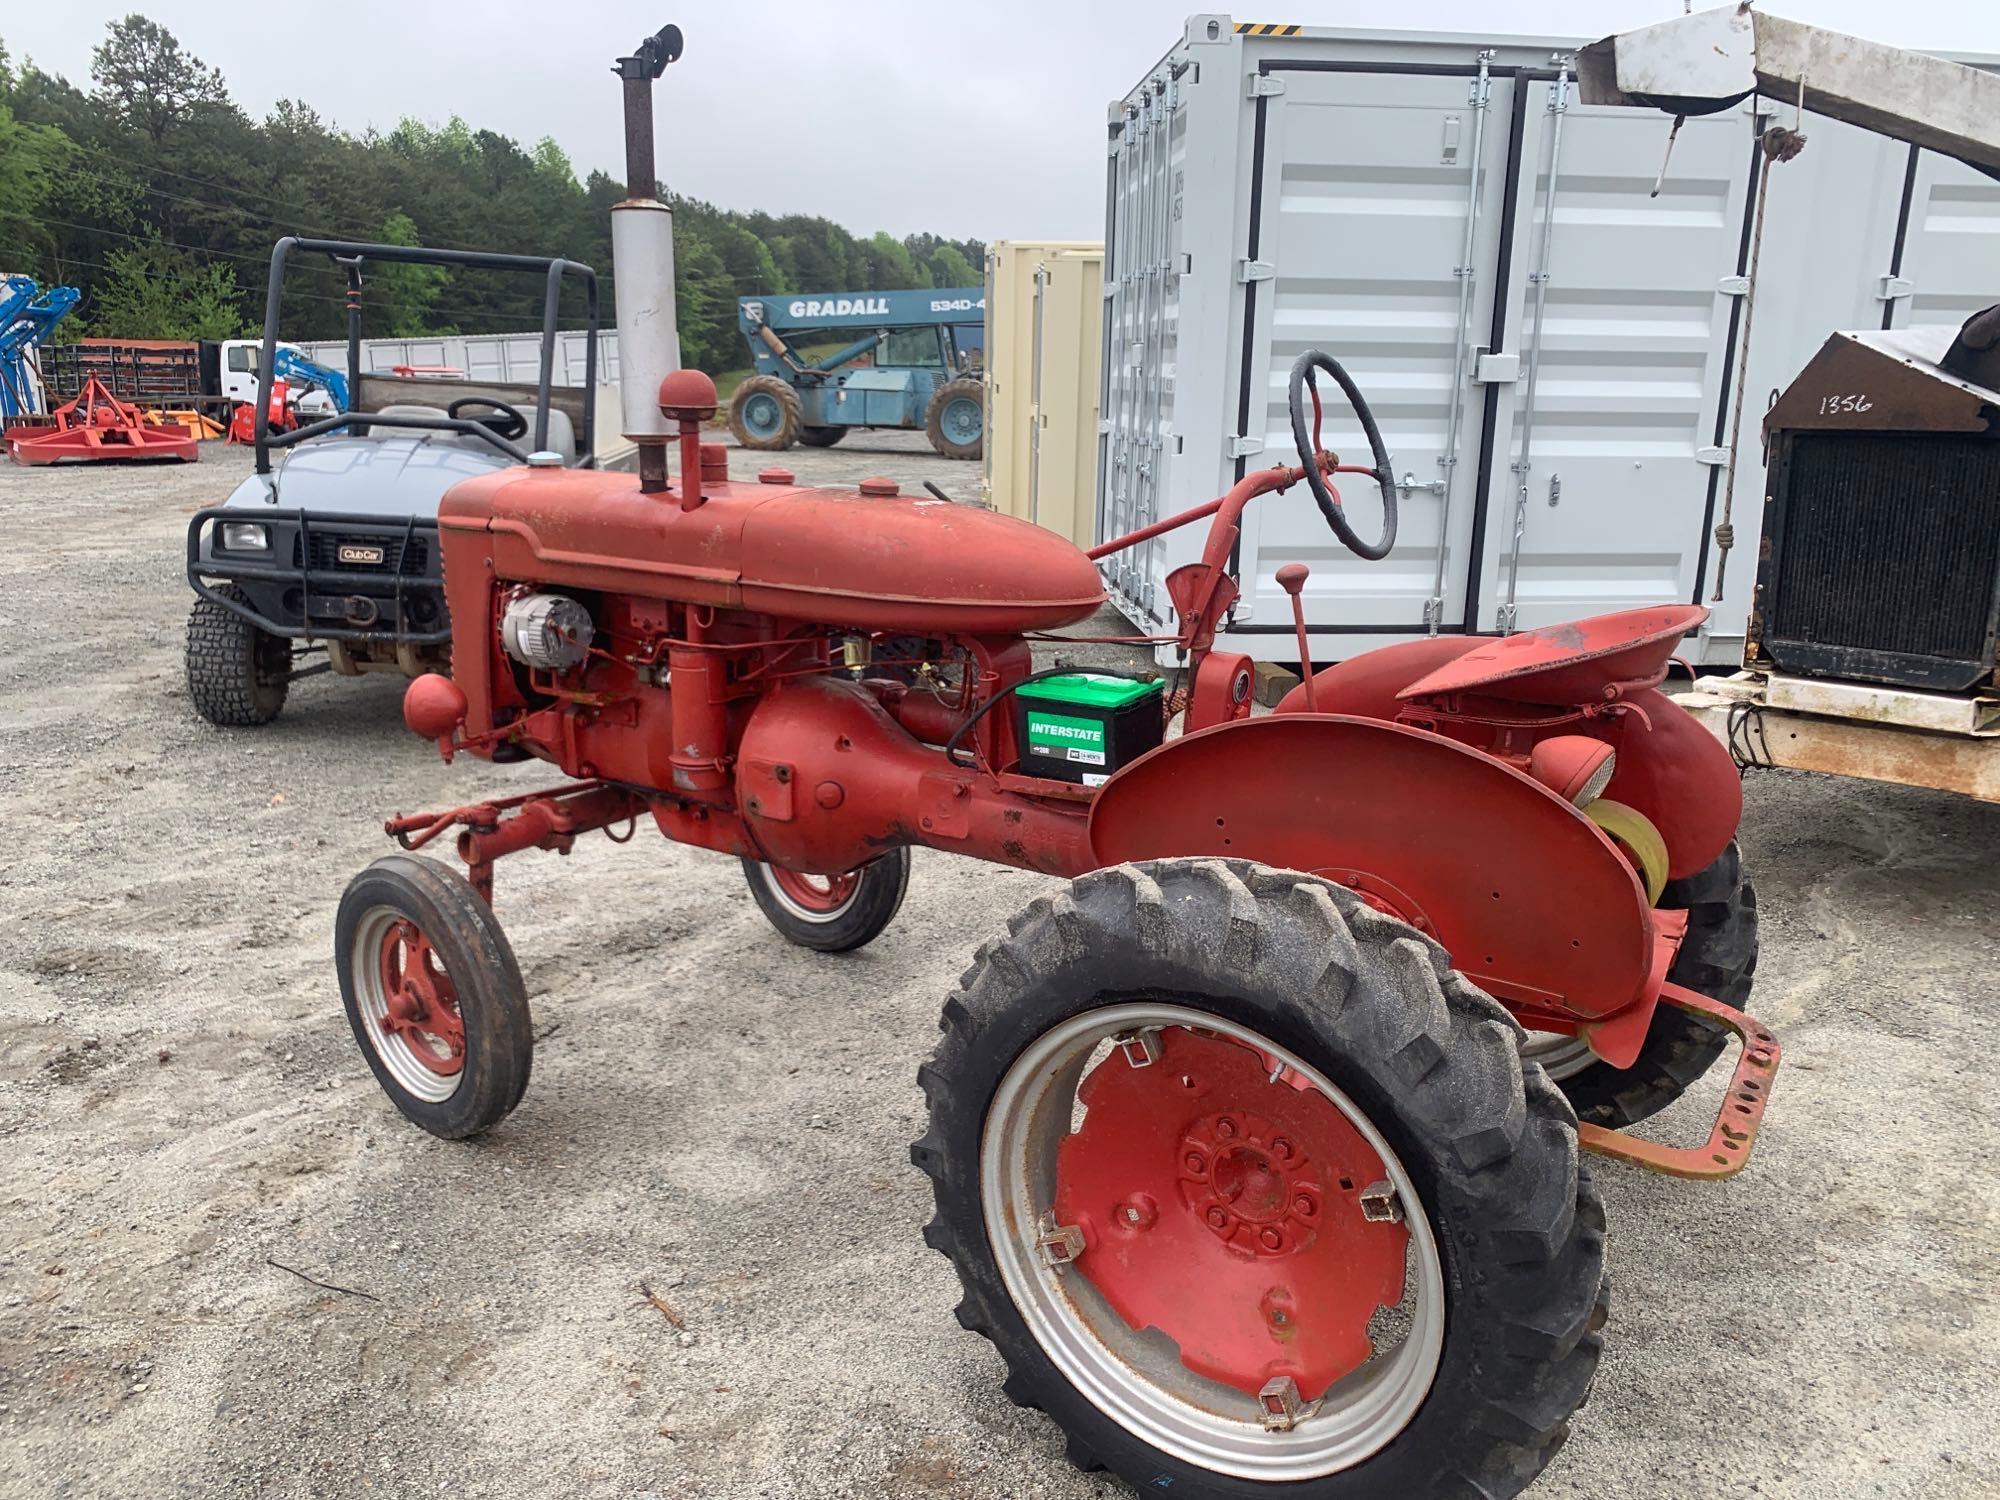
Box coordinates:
[0,433,1994,1500]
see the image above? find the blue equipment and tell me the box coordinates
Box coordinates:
[270,343,351,413]
[0,277,82,419]
[726,287,986,457]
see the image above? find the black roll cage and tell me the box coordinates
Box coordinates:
[252,238,600,475]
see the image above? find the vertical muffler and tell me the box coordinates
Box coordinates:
[612,24,684,491]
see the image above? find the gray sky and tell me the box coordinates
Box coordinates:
[6,2,1997,241]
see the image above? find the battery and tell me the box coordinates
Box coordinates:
[1013,673,1166,785]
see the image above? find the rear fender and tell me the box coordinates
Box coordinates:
[1088,714,1657,1023]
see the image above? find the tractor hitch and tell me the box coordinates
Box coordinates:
[385,779,642,902]
[1577,983,1782,1181]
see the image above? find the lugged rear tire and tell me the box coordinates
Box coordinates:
[727,374,801,450]
[1525,841,1759,1129]
[186,584,291,726]
[914,858,1607,1498]
[923,377,983,460]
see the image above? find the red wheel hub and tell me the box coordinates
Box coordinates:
[376,920,465,1076]
[771,867,859,913]
[1053,1027,1409,1402]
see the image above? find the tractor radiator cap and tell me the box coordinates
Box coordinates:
[859,476,900,497]
[757,467,795,486]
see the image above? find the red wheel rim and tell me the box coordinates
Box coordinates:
[375,919,466,1077]
[1053,1027,1409,1402]
[769,867,861,914]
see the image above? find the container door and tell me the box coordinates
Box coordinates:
[1234,65,1516,634]
[1474,79,1752,634]
[1099,80,1183,621]
[1885,149,2000,333]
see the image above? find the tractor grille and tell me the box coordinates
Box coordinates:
[1766,432,2000,690]
[292,531,431,576]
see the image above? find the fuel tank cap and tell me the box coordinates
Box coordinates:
[859,476,899,497]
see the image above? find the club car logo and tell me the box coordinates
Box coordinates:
[787,297,891,318]
[337,544,386,566]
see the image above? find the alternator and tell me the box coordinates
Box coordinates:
[500,592,594,671]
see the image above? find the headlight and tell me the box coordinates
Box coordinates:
[221,522,270,550]
[1528,737,1617,806]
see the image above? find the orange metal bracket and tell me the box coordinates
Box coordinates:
[1578,981,1781,1181]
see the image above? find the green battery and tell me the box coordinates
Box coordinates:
[1014,673,1166,785]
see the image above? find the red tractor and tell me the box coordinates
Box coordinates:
[336,31,1776,1499]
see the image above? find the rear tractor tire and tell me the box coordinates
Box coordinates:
[741,847,910,953]
[915,858,1607,1498]
[1523,840,1759,1129]
[924,377,983,460]
[186,585,291,726]
[336,855,533,1140]
[727,374,801,450]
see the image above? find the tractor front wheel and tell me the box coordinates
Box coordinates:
[915,859,1606,1498]
[1522,840,1759,1129]
[727,374,801,450]
[924,378,983,460]
[336,855,533,1139]
[741,847,910,952]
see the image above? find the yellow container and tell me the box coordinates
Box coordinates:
[982,241,1103,550]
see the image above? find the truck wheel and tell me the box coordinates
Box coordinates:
[798,425,846,448]
[1522,841,1758,1129]
[741,847,910,952]
[335,855,533,1140]
[728,375,801,450]
[915,859,1606,1498]
[186,585,291,726]
[924,378,983,460]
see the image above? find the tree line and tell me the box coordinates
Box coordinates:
[0,16,985,372]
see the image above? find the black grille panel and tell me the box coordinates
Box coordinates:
[292,531,431,576]
[1767,432,2000,689]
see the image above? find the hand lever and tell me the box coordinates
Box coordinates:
[1275,563,1317,712]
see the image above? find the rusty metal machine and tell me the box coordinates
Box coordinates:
[2,373,198,465]
[334,24,1779,1498]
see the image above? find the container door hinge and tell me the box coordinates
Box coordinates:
[1876,274,1913,302]
[1422,595,1445,630]
[1694,447,1729,466]
[1717,275,1750,296]
[1236,259,1275,284]
[1495,601,1518,634]
[1247,73,1286,99]
[1227,434,1265,459]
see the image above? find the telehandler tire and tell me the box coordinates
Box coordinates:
[186,585,291,726]
[924,377,983,460]
[1523,840,1758,1129]
[798,425,846,448]
[727,375,801,450]
[742,847,910,952]
[915,858,1606,1499]
[336,855,533,1140]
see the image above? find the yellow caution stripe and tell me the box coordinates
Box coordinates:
[1235,21,1303,35]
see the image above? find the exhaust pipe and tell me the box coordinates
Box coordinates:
[612,24,684,491]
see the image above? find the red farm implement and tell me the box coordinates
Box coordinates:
[330,26,1779,1499]
[3,374,198,465]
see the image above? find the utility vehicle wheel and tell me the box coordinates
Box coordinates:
[915,859,1606,1498]
[798,424,846,448]
[924,378,983,460]
[1522,840,1759,1129]
[728,375,801,450]
[741,847,910,953]
[335,855,532,1139]
[186,585,291,726]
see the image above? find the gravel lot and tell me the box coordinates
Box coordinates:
[1,433,1994,1500]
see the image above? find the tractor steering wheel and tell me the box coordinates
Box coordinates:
[1287,349,1398,561]
[447,396,530,442]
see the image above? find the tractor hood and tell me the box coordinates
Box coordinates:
[218,432,514,517]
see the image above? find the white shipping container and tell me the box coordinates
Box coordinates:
[297,329,617,391]
[1100,16,2000,666]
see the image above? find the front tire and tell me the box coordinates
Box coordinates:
[186,585,291,726]
[1524,841,1759,1128]
[741,847,910,952]
[727,374,802,450]
[914,859,1606,1498]
[798,425,846,448]
[335,855,532,1139]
